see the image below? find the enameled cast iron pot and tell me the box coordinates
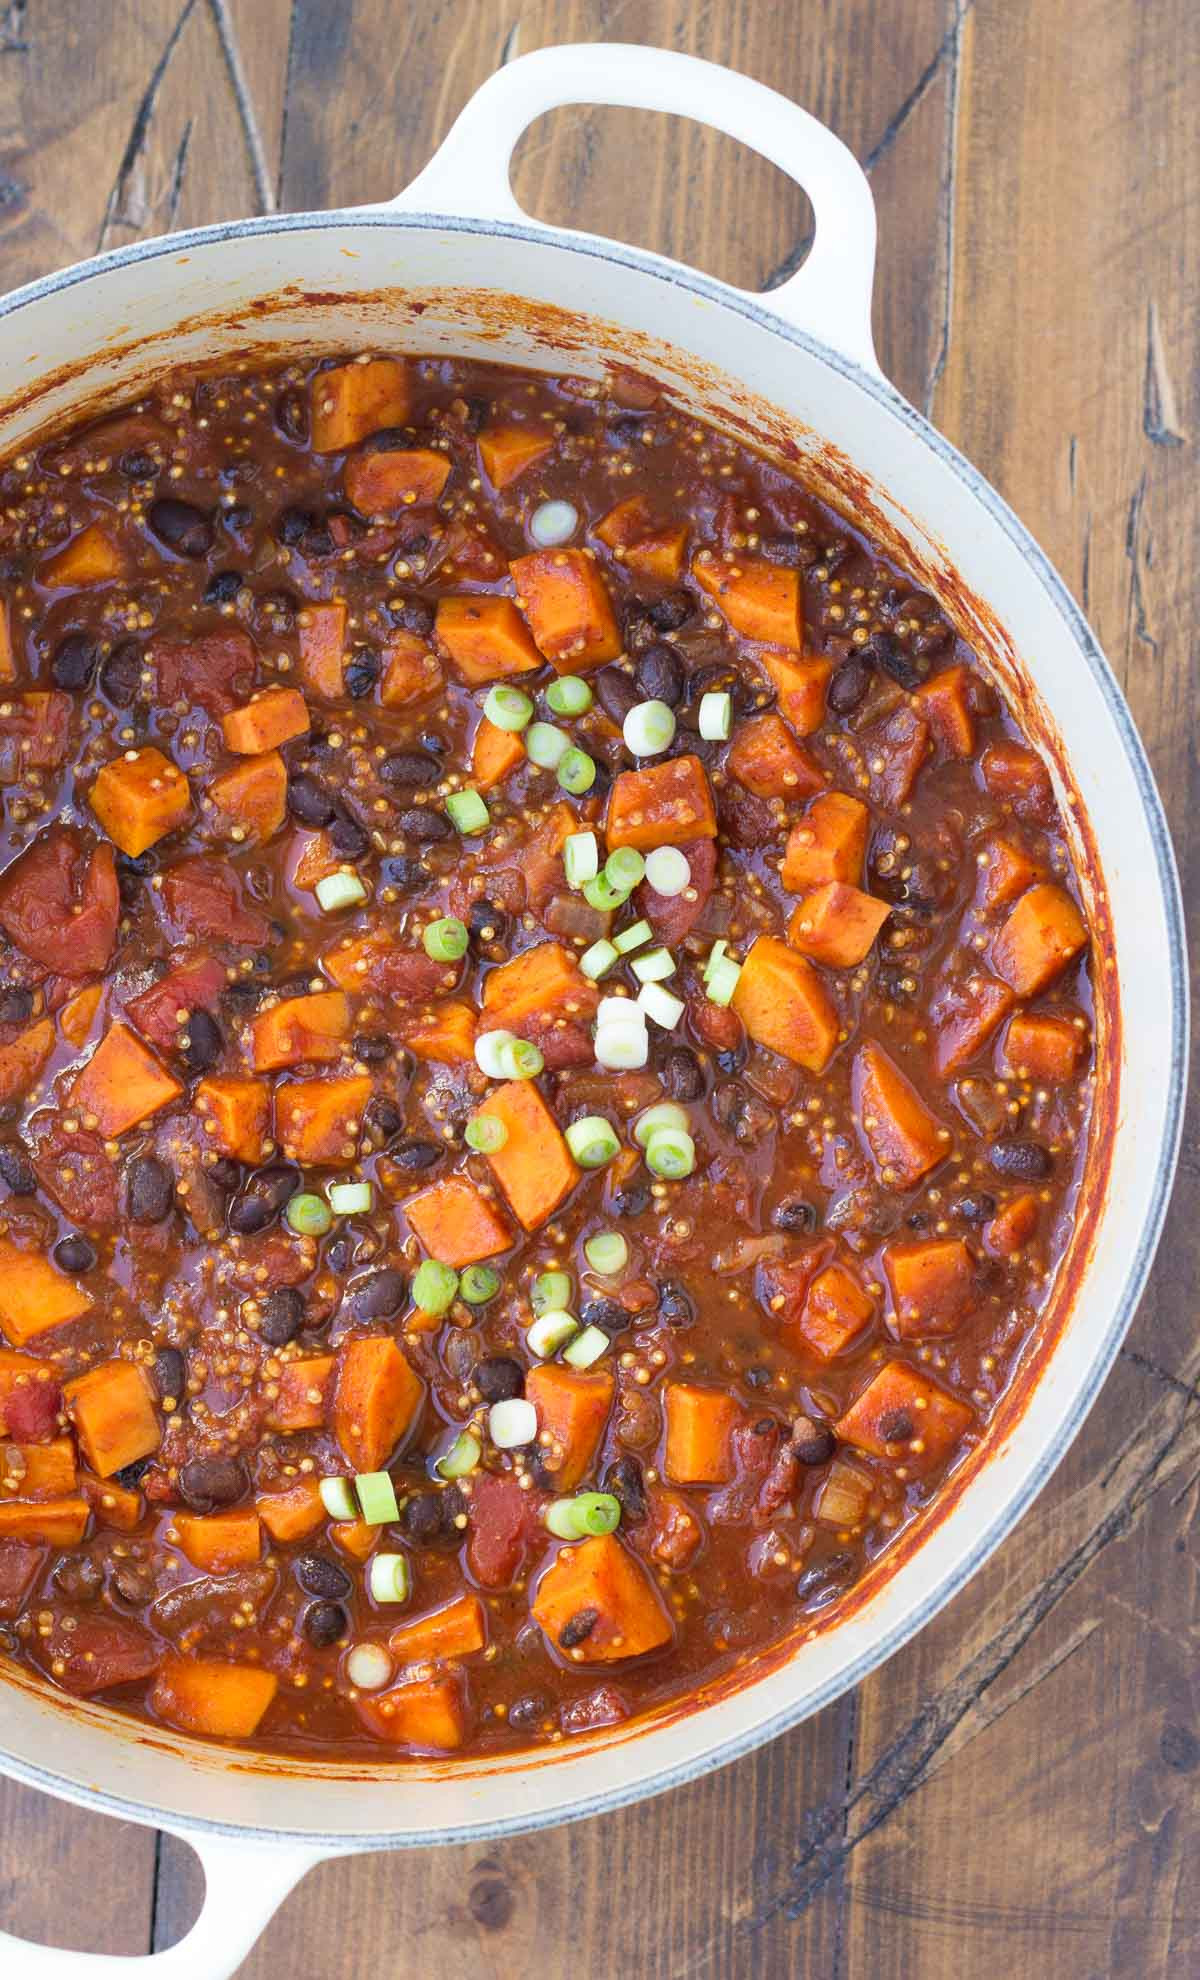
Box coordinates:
[0,44,1186,1977]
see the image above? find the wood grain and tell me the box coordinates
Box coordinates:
[0,1,1196,1973]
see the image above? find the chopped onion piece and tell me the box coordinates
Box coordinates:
[622,697,676,756]
[633,1101,690,1147]
[526,1309,579,1356]
[637,981,685,1029]
[698,690,733,741]
[564,830,599,889]
[327,1180,373,1216]
[529,498,579,546]
[580,938,619,981]
[475,1028,518,1079]
[346,1643,393,1692]
[488,1397,538,1449]
[644,845,691,896]
[354,1471,399,1525]
[315,870,367,913]
[563,1324,610,1369]
[630,946,675,984]
[368,1553,411,1604]
[564,1115,620,1168]
[319,1476,357,1521]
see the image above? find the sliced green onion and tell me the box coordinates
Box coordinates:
[525,721,569,769]
[545,1491,621,1540]
[483,684,534,731]
[612,918,653,956]
[315,870,368,913]
[475,1028,517,1079]
[435,1430,481,1479]
[704,943,743,1007]
[633,1101,690,1147]
[355,1471,399,1524]
[346,1642,393,1691]
[327,1180,373,1216]
[531,1270,573,1315]
[488,1397,537,1449]
[557,746,596,795]
[546,675,593,716]
[412,1259,460,1315]
[562,1324,610,1369]
[445,788,490,835]
[605,846,646,893]
[368,1552,410,1604]
[594,1018,649,1069]
[497,1036,544,1081]
[637,981,685,1029]
[526,1309,579,1356]
[465,1111,508,1153]
[564,1115,620,1168]
[564,830,599,888]
[459,1264,500,1305]
[644,846,691,896]
[580,938,619,981]
[529,499,578,547]
[644,1125,696,1180]
[698,690,733,741]
[583,871,631,912]
[584,1230,628,1275]
[703,937,729,979]
[631,945,675,984]
[285,1190,333,1237]
[319,1476,357,1521]
[423,915,469,961]
[622,698,676,756]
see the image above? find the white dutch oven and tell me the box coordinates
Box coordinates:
[0,43,1186,1977]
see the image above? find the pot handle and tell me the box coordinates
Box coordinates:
[0,1830,323,1978]
[385,41,880,377]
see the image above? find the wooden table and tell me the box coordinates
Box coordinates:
[0,3,1195,1973]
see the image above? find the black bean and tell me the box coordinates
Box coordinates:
[152,1346,186,1405]
[304,1600,348,1648]
[862,628,924,692]
[657,1281,693,1326]
[54,1232,96,1274]
[227,1192,271,1235]
[581,1298,629,1337]
[646,590,692,633]
[827,655,872,715]
[745,1365,771,1388]
[380,855,426,895]
[328,814,369,859]
[390,1137,442,1171]
[988,1139,1053,1181]
[178,1454,248,1512]
[207,1157,243,1193]
[793,1423,837,1467]
[116,848,155,908]
[149,497,213,558]
[0,1146,35,1195]
[955,1191,997,1223]
[602,1453,646,1522]
[52,1555,103,1601]
[278,506,316,547]
[380,749,440,789]
[507,1693,550,1731]
[594,666,640,726]
[635,643,685,706]
[399,1488,461,1546]
[879,1408,916,1444]
[474,1356,524,1404]
[353,1032,392,1064]
[344,653,379,698]
[611,1183,651,1219]
[115,1455,154,1491]
[396,806,451,843]
[351,1267,408,1319]
[659,1046,705,1102]
[295,1554,352,1599]
[467,898,508,944]
[0,988,33,1024]
[203,569,244,606]
[224,502,254,535]
[126,1156,174,1224]
[386,596,435,637]
[182,1009,222,1074]
[773,1198,819,1234]
[760,535,808,567]
[275,390,309,444]
[119,449,159,481]
[50,632,98,691]
[99,640,142,706]
[249,1164,300,1216]
[365,1096,405,1144]
[559,1607,599,1649]
[221,980,264,1017]
[795,1552,854,1609]
[715,1043,746,1076]
[259,1287,306,1346]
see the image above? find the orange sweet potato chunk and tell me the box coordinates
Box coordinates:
[90,746,192,857]
[974,834,1043,913]
[355,1671,471,1749]
[71,1022,182,1137]
[81,1471,144,1532]
[481,941,598,1031]
[526,1364,614,1491]
[175,1508,262,1574]
[0,1018,54,1105]
[0,1496,89,1544]
[788,882,891,968]
[835,1361,973,1469]
[510,549,622,673]
[731,935,840,1072]
[915,664,975,756]
[297,601,347,699]
[884,1237,976,1339]
[151,1655,278,1738]
[663,1382,743,1484]
[41,521,128,588]
[693,549,803,647]
[931,972,1016,1077]
[250,989,351,1071]
[483,1079,580,1230]
[992,883,1089,996]
[782,791,870,892]
[59,985,103,1050]
[478,423,554,490]
[594,496,687,579]
[727,712,825,800]
[852,1039,948,1188]
[65,1360,160,1477]
[208,749,287,842]
[331,1517,380,1561]
[606,754,718,852]
[790,1263,875,1360]
[269,1353,336,1432]
[380,629,444,706]
[334,1335,423,1471]
[757,652,831,735]
[984,1191,1040,1258]
[2,1436,77,1498]
[345,446,450,516]
[436,595,541,684]
[273,1073,373,1164]
[195,1075,271,1162]
[404,1173,512,1267]
[0,1242,92,1345]
[399,999,478,1066]
[257,1478,326,1544]
[221,685,309,756]
[1002,1010,1089,1082]
[310,357,409,452]
[388,1591,486,1664]
[472,716,525,792]
[532,1533,672,1662]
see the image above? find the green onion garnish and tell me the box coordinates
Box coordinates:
[526,1309,579,1356]
[474,1028,517,1079]
[622,698,676,756]
[465,1111,508,1153]
[459,1264,500,1305]
[583,870,631,912]
[545,1491,621,1540]
[368,1552,411,1604]
[633,1101,690,1147]
[483,684,534,731]
[644,1125,696,1179]
[435,1430,481,1479]
[355,1471,399,1524]
[644,845,692,896]
[630,945,675,983]
[319,1476,356,1521]
[445,787,490,835]
[562,1324,610,1369]
[612,918,653,955]
[525,721,569,769]
[488,1397,537,1449]
[327,1180,373,1216]
[315,870,368,913]
[580,937,619,980]
[564,1115,620,1169]
[557,746,596,795]
[285,1191,333,1237]
[698,690,733,741]
[531,1270,573,1315]
[546,675,593,716]
[584,1230,628,1275]
[605,846,646,893]
[564,830,599,889]
[497,1036,544,1080]
[637,981,685,1029]
[412,1259,460,1315]
[703,940,743,1008]
[422,915,469,962]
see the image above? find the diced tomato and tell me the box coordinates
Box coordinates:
[159,858,272,947]
[0,829,119,974]
[125,954,226,1052]
[0,1538,43,1613]
[44,1614,162,1694]
[638,838,717,946]
[29,1115,121,1230]
[2,1376,63,1442]
[687,990,744,1055]
[0,692,72,773]
[559,1683,630,1735]
[466,1470,541,1590]
[153,628,258,717]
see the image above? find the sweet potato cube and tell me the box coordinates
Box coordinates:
[0,1018,54,1105]
[782,792,870,892]
[403,1173,512,1267]
[728,712,825,800]
[481,941,598,1031]
[866,706,930,809]
[478,423,554,490]
[310,356,409,452]
[345,446,450,517]
[731,935,840,1072]
[273,1073,373,1164]
[175,1508,262,1574]
[974,834,1043,913]
[790,1263,875,1360]
[250,989,351,1071]
[90,746,192,856]
[1003,1010,1088,1082]
[151,1655,278,1738]
[643,1487,704,1569]
[757,652,831,736]
[510,549,622,673]
[297,601,347,699]
[195,1075,271,1162]
[532,1533,672,1662]
[41,521,127,588]
[788,882,891,967]
[71,1022,182,1137]
[221,685,309,756]
[0,1496,89,1544]
[436,595,541,684]
[379,629,444,706]
[257,1477,326,1544]
[291,830,341,890]
[65,1360,159,1477]
[389,1592,487,1664]
[693,549,803,647]
[58,985,103,1049]
[992,883,1088,996]
[980,739,1056,825]
[984,1191,1040,1258]
[931,972,1016,1077]
[81,1471,144,1532]
[835,1361,973,1469]
[331,1518,380,1561]
[208,750,287,841]
[853,1039,948,1187]
[399,999,478,1066]
[355,1671,470,1749]
[2,1436,77,1499]
[884,1237,976,1339]
[0,1242,91,1345]
[334,1335,423,1471]
[268,1353,335,1432]
[526,1364,614,1492]
[663,1382,743,1484]
[915,664,975,756]
[483,1079,580,1230]
[606,753,718,851]
[472,716,525,792]
[594,496,687,578]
